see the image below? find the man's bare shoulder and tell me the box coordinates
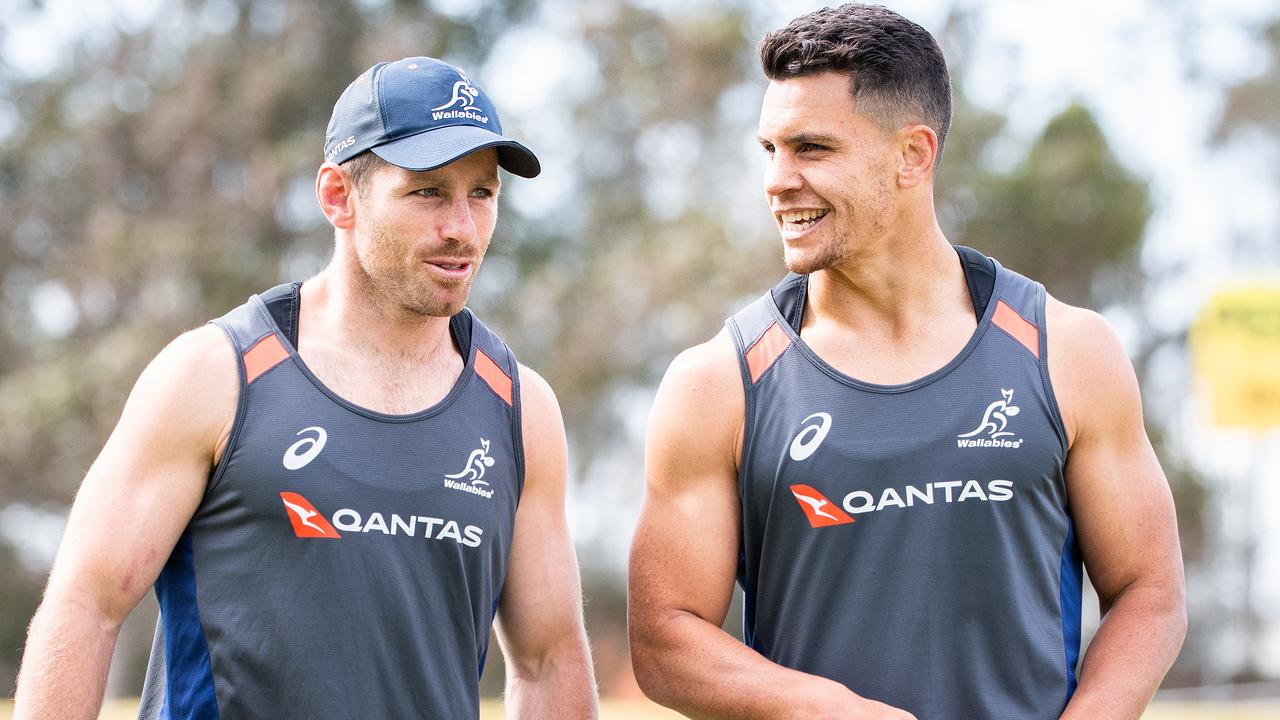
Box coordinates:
[664,328,742,392]
[129,323,240,459]
[647,329,745,486]
[1045,296,1141,446]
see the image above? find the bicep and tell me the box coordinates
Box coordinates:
[45,326,237,623]
[1053,310,1182,606]
[495,366,584,660]
[630,338,743,628]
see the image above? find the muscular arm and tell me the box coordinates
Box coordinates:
[628,331,913,720]
[1048,301,1187,719]
[14,326,237,720]
[494,365,597,719]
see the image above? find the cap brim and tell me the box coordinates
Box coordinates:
[371,125,541,178]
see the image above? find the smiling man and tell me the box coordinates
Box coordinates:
[629,5,1185,719]
[15,57,597,719]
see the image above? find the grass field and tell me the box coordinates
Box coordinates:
[2,699,1279,719]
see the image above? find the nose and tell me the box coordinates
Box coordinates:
[763,149,803,198]
[439,195,478,243]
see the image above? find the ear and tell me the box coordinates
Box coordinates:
[316,162,357,230]
[896,124,938,189]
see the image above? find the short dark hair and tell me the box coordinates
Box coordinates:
[760,3,952,162]
[340,150,390,194]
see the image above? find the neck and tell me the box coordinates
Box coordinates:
[301,249,457,362]
[807,213,966,333]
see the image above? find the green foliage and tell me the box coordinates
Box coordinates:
[942,103,1152,307]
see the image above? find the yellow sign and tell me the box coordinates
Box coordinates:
[1190,282,1280,429]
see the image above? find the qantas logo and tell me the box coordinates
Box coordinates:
[791,480,1017,528]
[280,492,341,538]
[789,412,833,461]
[279,492,483,547]
[790,484,854,527]
[444,438,496,499]
[957,389,1023,449]
[283,426,327,470]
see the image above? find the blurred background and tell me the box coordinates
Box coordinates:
[0,0,1277,715]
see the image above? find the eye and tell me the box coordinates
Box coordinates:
[470,187,496,199]
[760,142,776,155]
[414,187,440,198]
[800,142,827,153]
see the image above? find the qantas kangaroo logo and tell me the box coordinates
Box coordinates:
[790,484,855,528]
[280,492,341,538]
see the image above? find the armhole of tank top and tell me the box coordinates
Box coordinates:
[509,354,526,505]
[726,317,758,500]
[1034,283,1070,459]
[204,318,250,499]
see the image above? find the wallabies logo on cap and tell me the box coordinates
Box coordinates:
[432,69,480,112]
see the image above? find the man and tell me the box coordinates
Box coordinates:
[629,5,1185,719]
[15,57,597,719]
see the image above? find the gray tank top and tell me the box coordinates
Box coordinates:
[727,248,1080,719]
[138,283,523,719]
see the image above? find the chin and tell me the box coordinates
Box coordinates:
[783,253,828,276]
[783,240,848,276]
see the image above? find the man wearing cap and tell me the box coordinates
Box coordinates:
[14,57,597,719]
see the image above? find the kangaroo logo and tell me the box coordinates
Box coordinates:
[445,438,496,486]
[789,484,854,528]
[431,70,481,112]
[958,388,1021,441]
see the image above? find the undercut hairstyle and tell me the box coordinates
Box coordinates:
[760,3,953,163]
[340,150,390,194]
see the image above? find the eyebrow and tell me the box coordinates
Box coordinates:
[397,170,500,186]
[758,132,842,147]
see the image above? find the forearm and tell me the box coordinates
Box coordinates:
[1061,583,1186,720]
[632,610,869,720]
[503,636,598,720]
[14,595,120,720]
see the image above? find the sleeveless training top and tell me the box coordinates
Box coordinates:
[727,248,1080,719]
[137,282,523,720]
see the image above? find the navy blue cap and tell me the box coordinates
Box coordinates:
[324,57,540,178]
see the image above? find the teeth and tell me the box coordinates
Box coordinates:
[780,209,828,224]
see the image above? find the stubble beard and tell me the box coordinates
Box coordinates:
[783,232,851,276]
[355,219,476,319]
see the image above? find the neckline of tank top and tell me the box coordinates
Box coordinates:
[250,293,481,424]
[771,264,1010,394]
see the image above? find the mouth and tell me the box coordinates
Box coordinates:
[777,208,829,234]
[423,260,473,279]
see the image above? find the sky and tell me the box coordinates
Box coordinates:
[4,0,1280,682]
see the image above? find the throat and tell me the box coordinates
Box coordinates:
[297,324,467,416]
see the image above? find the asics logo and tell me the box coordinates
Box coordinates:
[790,484,854,528]
[789,412,833,461]
[957,389,1023,449]
[283,426,327,470]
